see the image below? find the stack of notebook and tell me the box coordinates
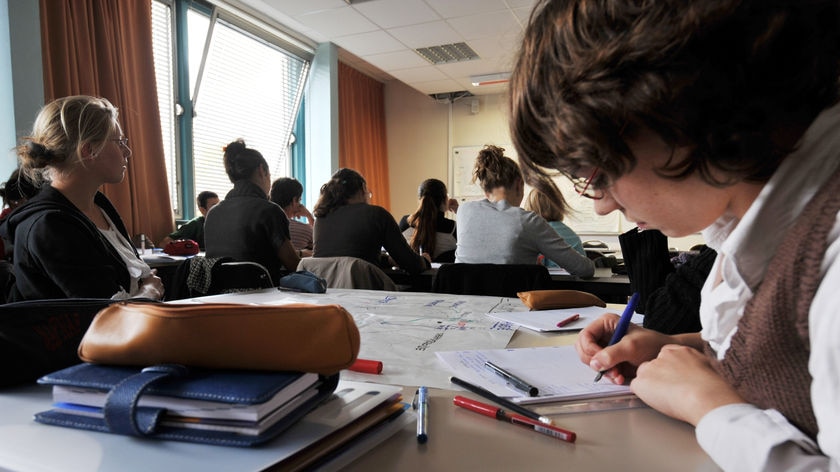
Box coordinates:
[34,363,409,467]
[35,363,336,446]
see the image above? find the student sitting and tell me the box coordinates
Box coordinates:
[203,140,299,283]
[270,177,314,257]
[454,145,594,278]
[523,187,586,263]
[312,168,429,275]
[511,0,840,468]
[160,190,219,249]
[398,178,458,263]
[0,95,164,301]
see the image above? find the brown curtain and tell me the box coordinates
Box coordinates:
[39,0,174,242]
[338,62,391,210]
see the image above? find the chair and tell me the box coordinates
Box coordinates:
[431,263,552,298]
[298,256,398,291]
[210,261,274,294]
[0,260,15,304]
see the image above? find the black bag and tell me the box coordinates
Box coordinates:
[0,298,118,387]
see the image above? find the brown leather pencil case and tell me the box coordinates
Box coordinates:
[78,301,360,375]
[517,289,606,310]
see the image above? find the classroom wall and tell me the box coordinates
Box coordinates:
[383,82,706,251]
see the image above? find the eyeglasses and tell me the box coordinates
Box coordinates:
[112,136,129,148]
[570,167,606,200]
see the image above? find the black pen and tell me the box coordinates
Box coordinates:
[485,361,539,397]
[449,376,553,425]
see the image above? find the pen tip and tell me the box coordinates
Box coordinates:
[593,372,604,383]
[539,416,555,426]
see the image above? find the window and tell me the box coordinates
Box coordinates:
[151,0,311,218]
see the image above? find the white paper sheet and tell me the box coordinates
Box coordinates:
[436,345,632,404]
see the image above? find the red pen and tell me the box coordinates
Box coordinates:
[556,313,580,328]
[453,395,576,443]
[349,358,383,374]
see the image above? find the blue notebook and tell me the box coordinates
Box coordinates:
[35,363,338,447]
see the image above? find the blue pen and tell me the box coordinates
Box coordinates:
[414,386,429,443]
[594,292,640,382]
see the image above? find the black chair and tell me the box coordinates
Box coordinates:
[431,263,552,298]
[209,261,274,294]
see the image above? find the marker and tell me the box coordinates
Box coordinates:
[449,376,552,425]
[556,314,580,328]
[414,386,429,443]
[485,361,539,397]
[453,396,575,443]
[349,358,383,374]
[594,292,640,382]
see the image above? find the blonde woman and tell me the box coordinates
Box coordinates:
[0,95,163,301]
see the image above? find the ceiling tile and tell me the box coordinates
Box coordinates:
[446,11,521,41]
[353,0,441,28]
[387,21,462,49]
[363,49,429,70]
[333,30,404,56]
[423,0,509,19]
[260,0,347,18]
[410,78,465,94]
[295,6,379,37]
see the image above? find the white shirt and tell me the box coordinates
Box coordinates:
[696,103,840,471]
[98,210,153,299]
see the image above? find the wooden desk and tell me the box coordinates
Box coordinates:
[0,289,715,471]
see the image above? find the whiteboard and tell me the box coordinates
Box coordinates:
[451,145,625,234]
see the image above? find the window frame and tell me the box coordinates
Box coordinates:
[152,0,314,219]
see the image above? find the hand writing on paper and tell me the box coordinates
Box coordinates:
[575,313,673,385]
[631,345,745,426]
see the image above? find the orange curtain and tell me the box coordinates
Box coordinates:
[39,0,174,241]
[338,62,390,210]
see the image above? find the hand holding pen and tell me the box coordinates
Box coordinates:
[593,293,640,382]
[574,293,641,384]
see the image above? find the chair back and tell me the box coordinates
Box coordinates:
[298,257,398,291]
[431,263,552,298]
[210,261,274,294]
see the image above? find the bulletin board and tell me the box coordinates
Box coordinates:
[451,145,626,234]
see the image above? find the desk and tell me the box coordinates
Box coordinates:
[0,289,715,471]
[551,267,632,304]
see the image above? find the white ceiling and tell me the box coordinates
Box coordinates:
[237,0,540,96]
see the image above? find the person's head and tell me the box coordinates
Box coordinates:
[0,169,39,210]
[269,177,304,211]
[196,190,219,216]
[416,178,448,211]
[524,186,572,223]
[510,0,840,236]
[17,95,131,185]
[407,178,449,254]
[472,145,524,204]
[313,168,368,218]
[223,139,270,193]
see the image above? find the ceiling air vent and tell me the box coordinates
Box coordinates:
[415,42,479,65]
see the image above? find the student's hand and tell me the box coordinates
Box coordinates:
[575,313,674,384]
[138,269,165,300]
[631,345,745,426]
[295,205,315,226]
[447,198,459,213]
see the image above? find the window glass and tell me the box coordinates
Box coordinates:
[150,0,310,217]
[151,0,178,213]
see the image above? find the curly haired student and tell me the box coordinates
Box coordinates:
[509,0,840,469]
